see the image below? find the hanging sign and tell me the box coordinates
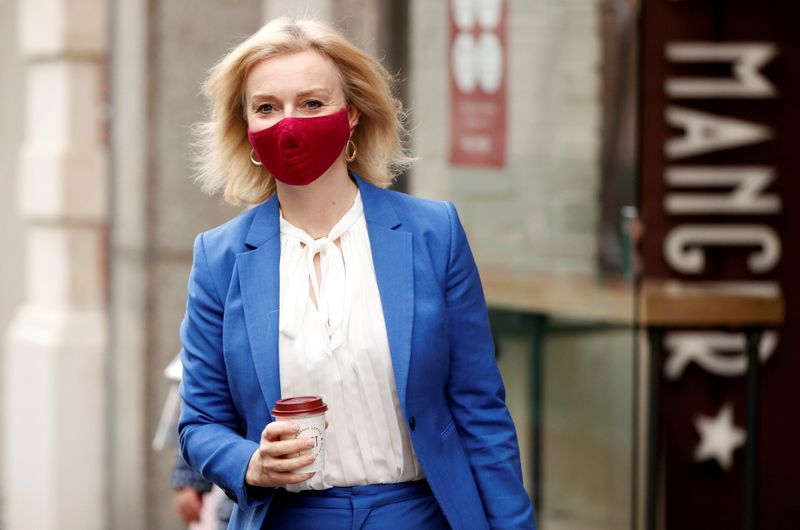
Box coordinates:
[640,1,800,528]
[449,0,507,167]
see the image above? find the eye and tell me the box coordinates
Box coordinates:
[304,100,324,109]
[256,103,273,114]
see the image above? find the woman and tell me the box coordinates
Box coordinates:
[179,17,536,530]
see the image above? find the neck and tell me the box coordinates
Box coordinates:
[275,160,358,239]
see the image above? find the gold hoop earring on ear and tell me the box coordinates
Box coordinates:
[345,139,357,163]
[249,149,262,167]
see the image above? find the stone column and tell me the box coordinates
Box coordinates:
[2,0,108,528]
[0,0,26,517]
[108,0,148,527]
[108,1,257,528]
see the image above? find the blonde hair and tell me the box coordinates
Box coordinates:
[192,17,413,205]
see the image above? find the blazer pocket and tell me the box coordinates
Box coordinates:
[440,418,456,440]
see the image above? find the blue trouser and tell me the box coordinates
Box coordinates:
[262,480,450,530]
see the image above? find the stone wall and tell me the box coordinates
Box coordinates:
[408,3,634,530]
[410,0,602,278]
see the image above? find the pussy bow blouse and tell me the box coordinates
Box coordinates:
[277,192,423,491]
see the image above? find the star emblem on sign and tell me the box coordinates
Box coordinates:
[693,402,747,472]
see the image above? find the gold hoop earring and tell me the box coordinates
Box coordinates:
[345,139,357,163]
[249,149,262,167]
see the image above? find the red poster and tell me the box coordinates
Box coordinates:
[449,0,507,167]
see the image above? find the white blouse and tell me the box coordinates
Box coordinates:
[277,191,424,491]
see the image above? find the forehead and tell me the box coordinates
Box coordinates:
[245,49,343,99]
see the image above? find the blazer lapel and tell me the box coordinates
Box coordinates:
[238,196,281,411]
[358,176,415,410]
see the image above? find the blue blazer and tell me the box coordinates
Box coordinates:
[179,174,536,529]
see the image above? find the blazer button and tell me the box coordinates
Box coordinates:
[409,416,416,431]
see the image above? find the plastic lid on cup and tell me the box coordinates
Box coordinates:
[272,396,328,416]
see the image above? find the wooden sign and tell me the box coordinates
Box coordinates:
[640,0,800,528]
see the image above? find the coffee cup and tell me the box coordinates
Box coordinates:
[272,396,328,473]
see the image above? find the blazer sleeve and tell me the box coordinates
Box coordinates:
[178,232,273,510]
[443,202,537,529]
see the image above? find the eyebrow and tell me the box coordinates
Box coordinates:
[250,87,332,101]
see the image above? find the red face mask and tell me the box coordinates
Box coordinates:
[248,106,351,186]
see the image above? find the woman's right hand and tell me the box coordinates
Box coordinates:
[245,421,317,487]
